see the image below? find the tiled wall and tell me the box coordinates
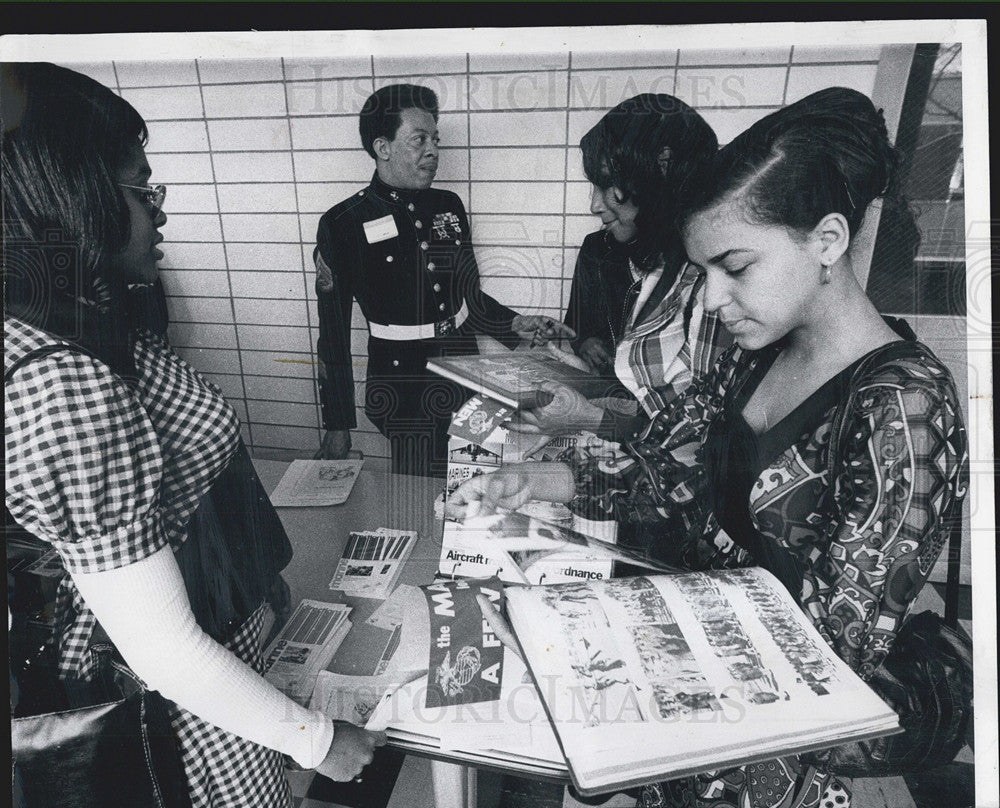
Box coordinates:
[57,45,889,460]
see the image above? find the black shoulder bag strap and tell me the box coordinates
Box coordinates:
[5,342,98,380]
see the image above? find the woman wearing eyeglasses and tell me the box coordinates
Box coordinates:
[4,63,385,807]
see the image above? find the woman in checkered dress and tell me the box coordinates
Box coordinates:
[4,63,385,807]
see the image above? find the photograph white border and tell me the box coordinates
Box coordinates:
[2,17,994,806]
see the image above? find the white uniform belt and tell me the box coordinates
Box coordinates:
[368,301,468,341]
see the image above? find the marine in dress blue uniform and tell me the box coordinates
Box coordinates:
[314,84,535,477]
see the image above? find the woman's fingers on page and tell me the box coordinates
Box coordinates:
[479,470,530,515]
[448,474,490,514]
[508,408,542,433]
[479,473,508,515]
[498,482,532,513]
[524,435,554,458]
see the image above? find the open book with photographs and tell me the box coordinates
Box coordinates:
[503,569,900,795]
[349,571,898,795]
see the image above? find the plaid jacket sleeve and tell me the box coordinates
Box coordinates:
[5,351,169,574]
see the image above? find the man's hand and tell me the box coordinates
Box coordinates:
[315,430,351,460]
[577,337,614,372]
[314,723,387,782]
[510,315,576,348]
[506,381,604,435]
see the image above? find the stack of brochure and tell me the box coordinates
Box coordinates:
[441,427,632,585]
[263,599,353,704]
[328,528,418,599]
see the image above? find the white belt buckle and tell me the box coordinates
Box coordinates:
[368,301,468,341]
[434,315,457,337]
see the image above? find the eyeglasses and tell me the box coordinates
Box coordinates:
[119,183,167,212]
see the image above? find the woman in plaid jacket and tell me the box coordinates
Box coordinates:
[526,94,730,443]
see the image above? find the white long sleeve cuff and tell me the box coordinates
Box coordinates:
[71,546,335,769]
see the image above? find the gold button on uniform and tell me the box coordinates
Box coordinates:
[392,360,399,367]
[454,239,461,245]
[407,203,415,211]
[439,303,446,311]
[427,262,436,271]
[415,220,422,228]
[386,255,393,262]
[420,242,429,250]
[433,283,441,292]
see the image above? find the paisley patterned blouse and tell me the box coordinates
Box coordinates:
[572,338,969,808]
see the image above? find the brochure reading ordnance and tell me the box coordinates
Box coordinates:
[504,569,900,795]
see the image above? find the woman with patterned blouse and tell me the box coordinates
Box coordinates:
[559,94,727,437]
[450,87,969,808]
[520,94,729,444]
[4,63,384,807]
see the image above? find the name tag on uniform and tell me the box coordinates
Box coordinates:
[363,214,398,244]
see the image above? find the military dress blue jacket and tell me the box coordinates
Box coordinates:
[314,173,519,432]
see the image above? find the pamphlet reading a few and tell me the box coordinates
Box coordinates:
[328,528,418,599]
[362,578,568,778]
[269,458,364,507]
[504,569,900,795]
[427,347,620,409]
[263,599,352,704]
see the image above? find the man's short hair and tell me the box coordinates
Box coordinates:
[359,84,439,158]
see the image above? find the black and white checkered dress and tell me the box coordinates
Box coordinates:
[5,316,292,807]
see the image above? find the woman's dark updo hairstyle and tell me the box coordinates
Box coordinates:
[2,62,149,376]
[679,87,911,245]
[581,93,717,270]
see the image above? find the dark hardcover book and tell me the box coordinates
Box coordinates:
[427,349,621,409]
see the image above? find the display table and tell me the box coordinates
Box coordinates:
[252,458,478,808]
